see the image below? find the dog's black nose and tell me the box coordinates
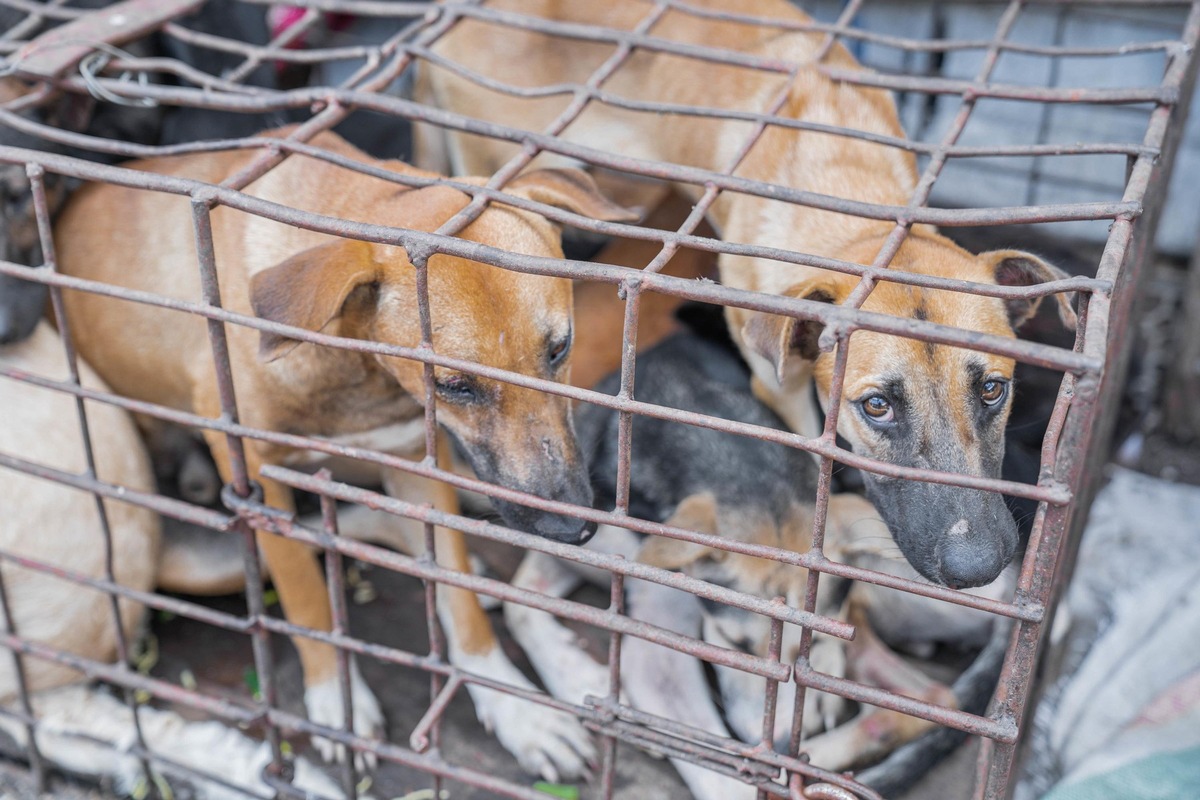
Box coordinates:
[531,513,597,545]
[937,530,1006,589]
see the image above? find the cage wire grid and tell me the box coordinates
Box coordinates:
[0,0,1196,798]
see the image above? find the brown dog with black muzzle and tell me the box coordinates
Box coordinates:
[53,127,634,780]
[418,0,1077,592]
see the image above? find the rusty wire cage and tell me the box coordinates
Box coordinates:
[0,0,1196,798]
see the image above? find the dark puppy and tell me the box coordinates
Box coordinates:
[505,320,1012,797]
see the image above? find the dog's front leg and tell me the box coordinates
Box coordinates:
[380,433,595,783]
[623,578,759,800]
[504,550,611,706]
[201,428,384,768]
[801,601,957,773]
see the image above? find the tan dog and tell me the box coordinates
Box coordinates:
[53,127,633,779]
[419,0,1076,591]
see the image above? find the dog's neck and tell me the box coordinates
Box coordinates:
[681,34,918,260]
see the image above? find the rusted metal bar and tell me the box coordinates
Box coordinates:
[0,561,46,790]
[0,359,1050,627]
[599,568,627,800]
[0,1,1194,797]
[983,1,1200,797]
[319,477,359,797]
[5,0,203,79]
[189,196,286,776]
[26,161,159,791]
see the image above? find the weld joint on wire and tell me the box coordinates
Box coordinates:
[191,187,219,208]
[406,243,435,267]
[219,480,265,515]
[816,324,844,354]
[583,694,618,723]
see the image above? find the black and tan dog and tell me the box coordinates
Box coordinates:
[503,319,1013,797]
[417,0,1077,593]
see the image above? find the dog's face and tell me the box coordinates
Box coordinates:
[251,169,636,543]
[742,236,1076,589]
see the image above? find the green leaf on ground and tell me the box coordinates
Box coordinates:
[533,783,580,800]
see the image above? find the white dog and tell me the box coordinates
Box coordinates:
[0,322,340,799]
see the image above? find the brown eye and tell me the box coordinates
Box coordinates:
[436,374,479,404]
[862,395,893,422]
[548,334,571,367]
[981,379,1007,406]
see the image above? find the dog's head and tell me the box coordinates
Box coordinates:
[249,168,636,543]
[741,235,1076,589]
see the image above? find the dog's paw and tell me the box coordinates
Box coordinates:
[292,753,356,799]
[535,637,611,707]
[678,762,760,800]
[304,659,385,771]
[474,687,597,783]
[805,638,848,735]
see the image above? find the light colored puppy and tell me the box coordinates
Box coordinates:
[0,322,340,799]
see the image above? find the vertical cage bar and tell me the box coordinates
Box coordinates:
[320,470,360,799]
[985,3,1200,796]
[28,163,158,793]
[189,196,285,774]
[599,567,627,800]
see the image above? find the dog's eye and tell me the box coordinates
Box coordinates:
[547,333,571,367]
[861,395,894,423]
[435,375,480,405]
[980,379,1007,407]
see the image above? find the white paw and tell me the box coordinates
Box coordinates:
[292,754,354,799]
[305,659,386,771]
[472,686,598,783]
[678,762,760,800]
[542,647,611,708]
[459,647,596,782]
[807,638,848,734]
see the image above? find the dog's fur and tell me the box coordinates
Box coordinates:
[506,327,1012,797]
[0,322,343,798]
[52,127,633,779]
[417,0,1077,591]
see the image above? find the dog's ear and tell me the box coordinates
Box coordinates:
[981,250,1078,332]
[741,280,845,383]
[250,238,379,363]
[638,493,721,570]
[506,168,641,222]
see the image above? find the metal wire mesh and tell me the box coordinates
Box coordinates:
[0,0,1196,798]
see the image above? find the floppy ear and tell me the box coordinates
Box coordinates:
[249,238,379,363]
[741,280,844,383]
[637,493,720,570]
[982,249,1078,332]
[506,168,641,222]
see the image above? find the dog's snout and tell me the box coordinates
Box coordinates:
[937,531,1007,590]
[533,513,598,544]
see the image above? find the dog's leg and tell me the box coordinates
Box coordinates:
[503,550,610,706]
[622,578,758,800]
[800,601,957,773]
[380,434,595,782]
[200,428,384,768]
[0,684,343,800]
[319,502,498,608]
